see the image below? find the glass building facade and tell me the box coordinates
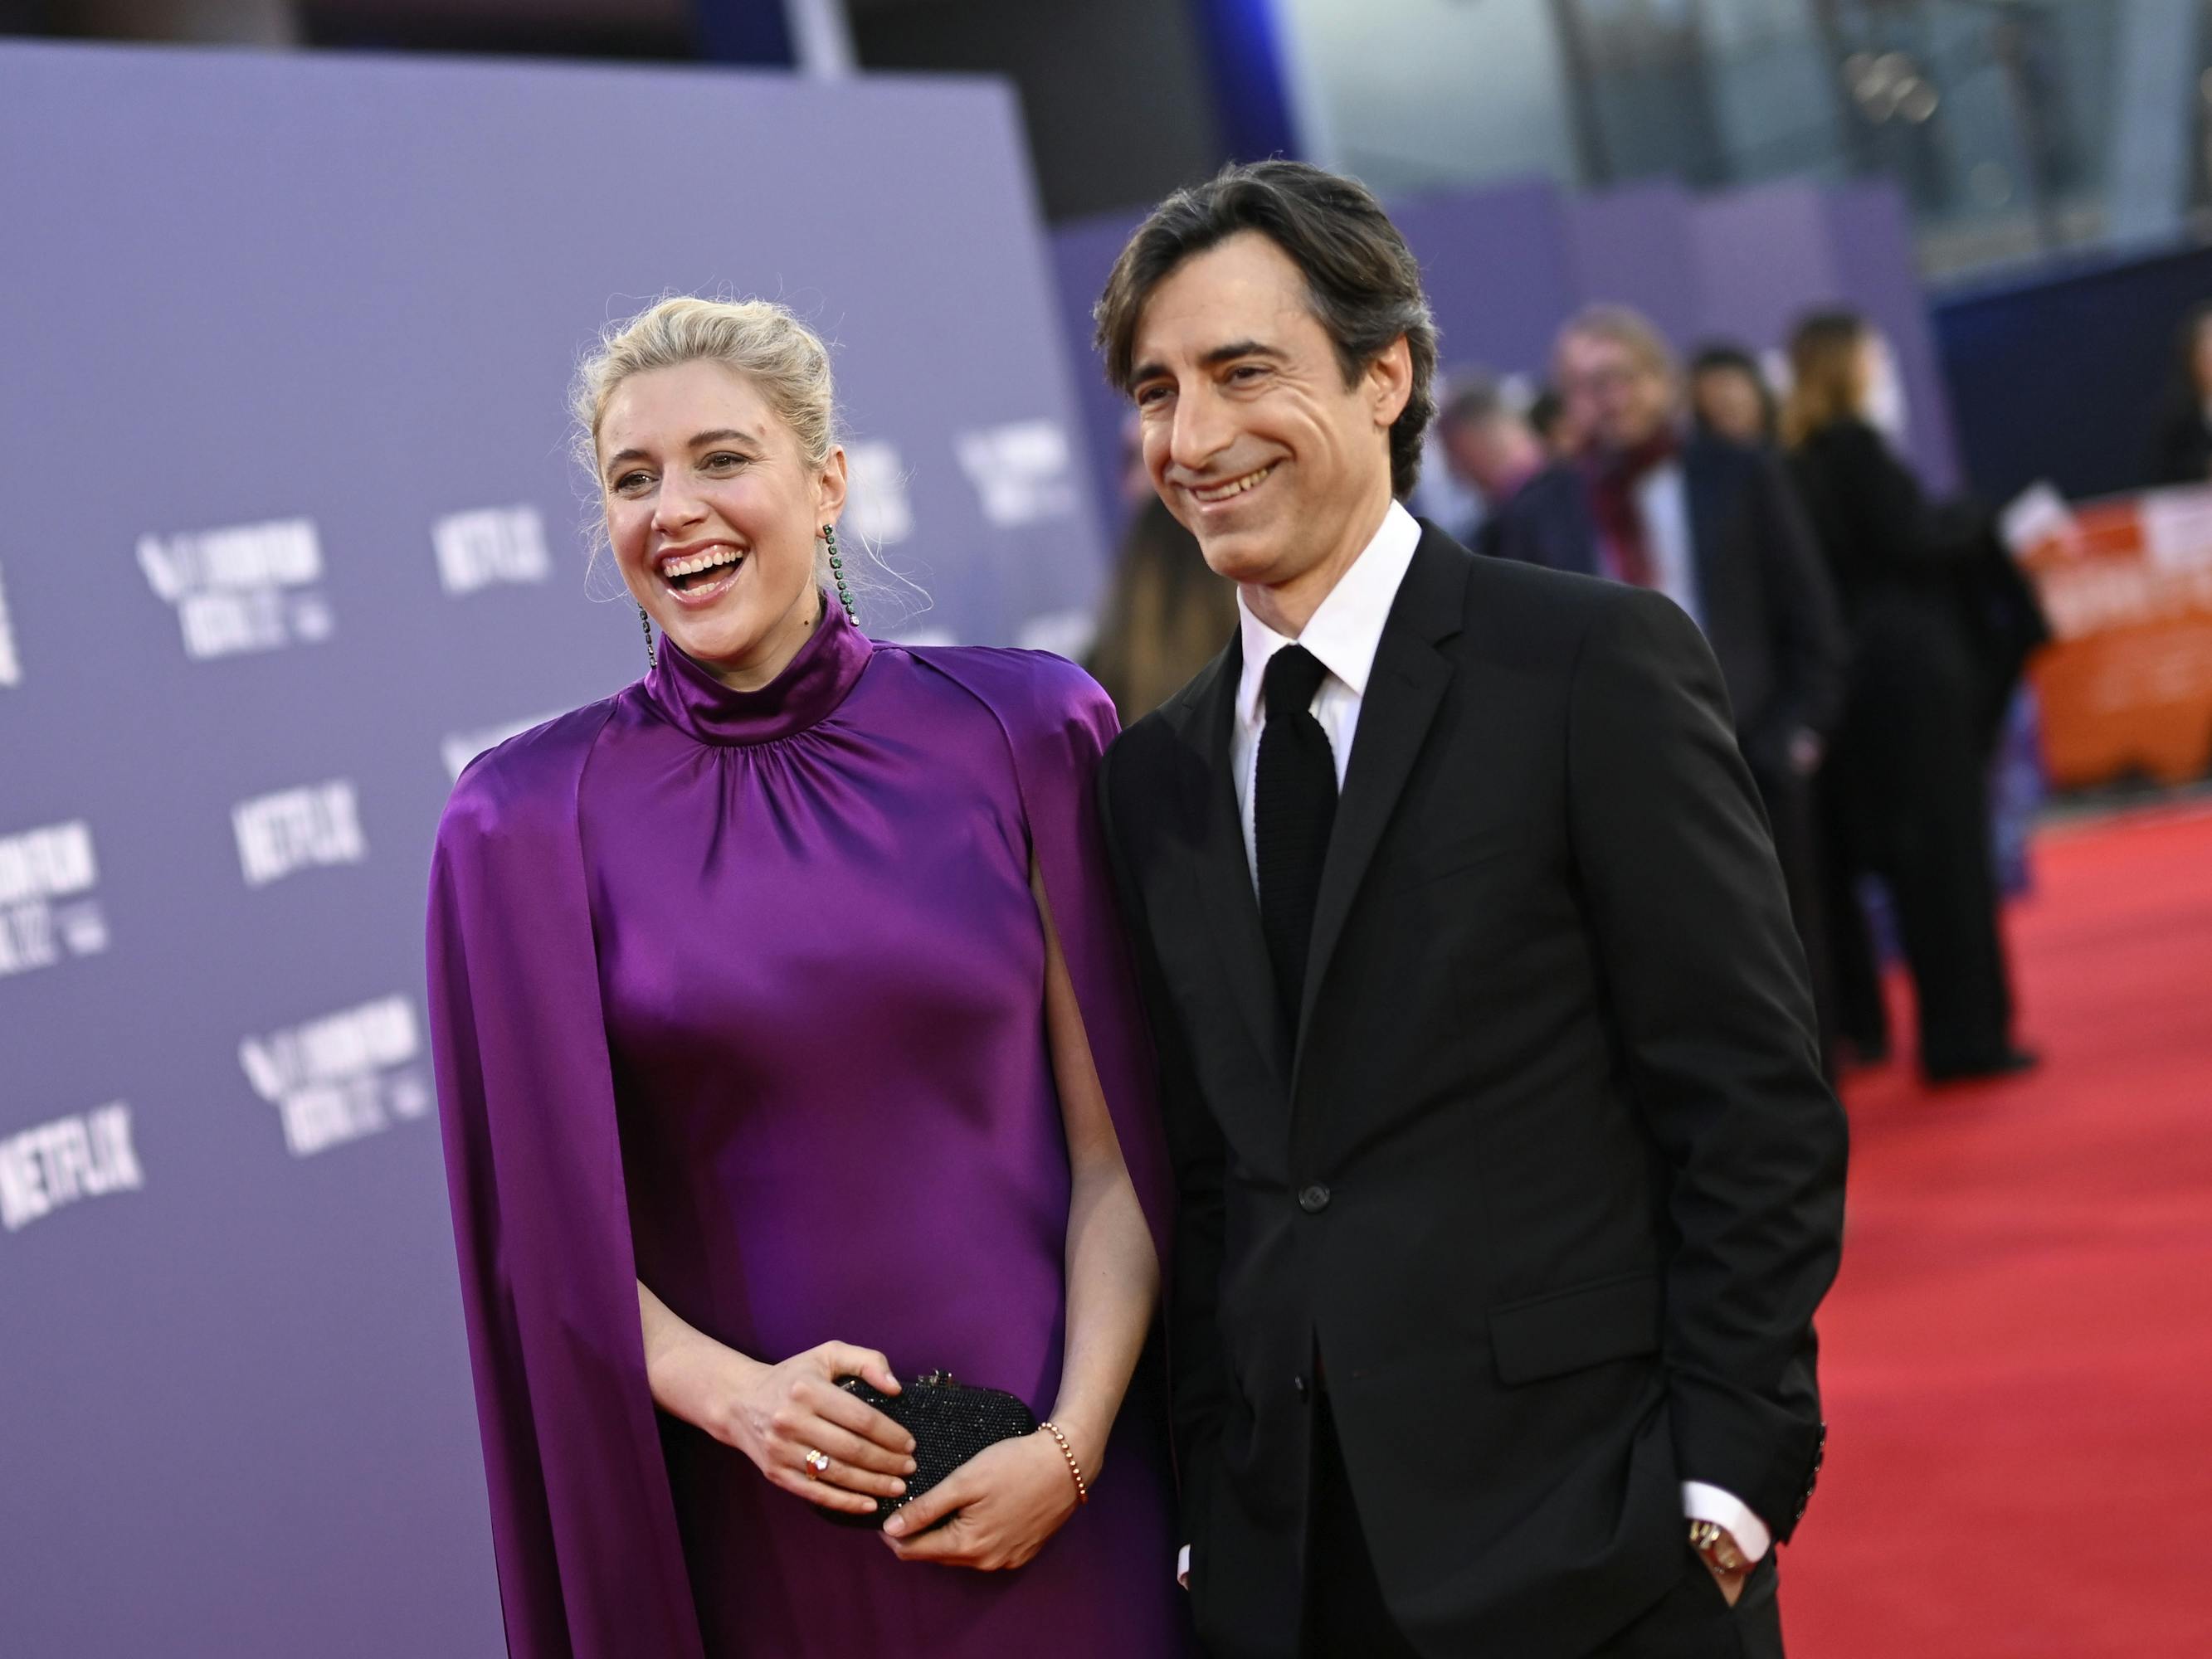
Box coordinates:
[1275,0,2208,283]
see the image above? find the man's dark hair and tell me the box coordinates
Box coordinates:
[1525,386,1566,444]
[1690,340,1780,445]
[1094,159,1440,500]
[1689,342,1763,382]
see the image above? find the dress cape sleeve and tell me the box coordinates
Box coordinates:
[905,646,1176,1267]
[425,704,705,1659]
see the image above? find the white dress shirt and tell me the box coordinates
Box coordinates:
[1630,460,1703,629]
[1229,500,1422,878]
[1178,498,1771,1579]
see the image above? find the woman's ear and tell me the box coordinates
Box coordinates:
[816,445,850,528]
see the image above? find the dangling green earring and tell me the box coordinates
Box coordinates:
[636,602,655,670]
[823,523,857,622]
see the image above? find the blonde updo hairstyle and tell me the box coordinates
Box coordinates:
[572,295,842,589]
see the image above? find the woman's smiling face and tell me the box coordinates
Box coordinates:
[597,358,846,691]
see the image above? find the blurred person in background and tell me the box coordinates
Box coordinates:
[1527,381,1581,460]
[1435,371,1547,552]
[2148,299,2212,486]
[1690,343,1781,450]
[1088,493,1239,722]
[1491,304,1846,1071]
[1786,309,2037,1085]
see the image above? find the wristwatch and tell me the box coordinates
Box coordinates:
[1688,1520,1747,1574]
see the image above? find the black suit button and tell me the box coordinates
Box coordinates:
[1298,1184,1333,1214]
[1293,1374,1310,1403]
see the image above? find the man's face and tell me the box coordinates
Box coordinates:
[1442,416,1541,507]
[1128,231,1406,593]
[1557,330,1674,455]
[1692,367,1767,447]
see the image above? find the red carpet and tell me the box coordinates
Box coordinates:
[1783,805,2212,1656]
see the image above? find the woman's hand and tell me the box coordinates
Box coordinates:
[692,1340,918,1518]
[879,1429,1085,1571]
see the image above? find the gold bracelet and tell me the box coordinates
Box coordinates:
[1037,1420,1089,1506]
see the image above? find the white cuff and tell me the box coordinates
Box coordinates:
[1177,1544,1191,1588]
[1682,1481,1771,1563]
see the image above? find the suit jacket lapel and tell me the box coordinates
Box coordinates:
[1171,634,1291,1087]
[1293,527,1469,1072]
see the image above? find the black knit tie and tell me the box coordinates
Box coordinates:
[1255,645,1337,1025]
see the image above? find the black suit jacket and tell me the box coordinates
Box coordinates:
[1099,525,1846,1658]
[1791,419,2049,751]
[1488,436,1844,782]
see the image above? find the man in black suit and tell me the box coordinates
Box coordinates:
[1489,309,1846,1073]
[1092,163,1845,1657]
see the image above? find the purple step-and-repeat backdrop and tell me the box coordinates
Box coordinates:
[0,41,1104,1656]
[1052,173,1962,545]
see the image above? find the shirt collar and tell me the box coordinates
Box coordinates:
[1235,499,1422,731]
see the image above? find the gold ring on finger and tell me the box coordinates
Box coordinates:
[803,1448,831,1479]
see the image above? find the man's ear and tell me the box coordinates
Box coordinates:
[1369,335,1414,431]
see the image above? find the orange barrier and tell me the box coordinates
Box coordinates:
[2014,487,2212,789]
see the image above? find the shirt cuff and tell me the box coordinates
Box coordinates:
[1177,1544,1191,1588]
[1682,1481,1771,1564]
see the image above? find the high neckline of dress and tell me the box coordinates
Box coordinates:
[643,596,874,747]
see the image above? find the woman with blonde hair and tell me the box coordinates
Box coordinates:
[426,296,1190,1656]
[1786,309,2034,1084]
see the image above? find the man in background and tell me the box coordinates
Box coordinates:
[1491,304,1845,1069]
[1688,343,1781,450]
[1435,372,1547,552]
[1527,382,1580,460]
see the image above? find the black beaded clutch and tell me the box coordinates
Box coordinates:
[819,1370,1038,1530]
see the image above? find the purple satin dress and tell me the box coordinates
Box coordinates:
[563,611,1186,1657]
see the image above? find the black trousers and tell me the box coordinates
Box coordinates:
[1829,599,2017,1075]
[1299,1394,1420,1658]
[1297,1394,1785,1658]
[1818,761,1892,1059]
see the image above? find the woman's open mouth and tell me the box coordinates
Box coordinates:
[657,545,745,605]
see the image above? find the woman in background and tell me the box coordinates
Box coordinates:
[427,296,1189,1657]
[1786,309,2035,1085]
